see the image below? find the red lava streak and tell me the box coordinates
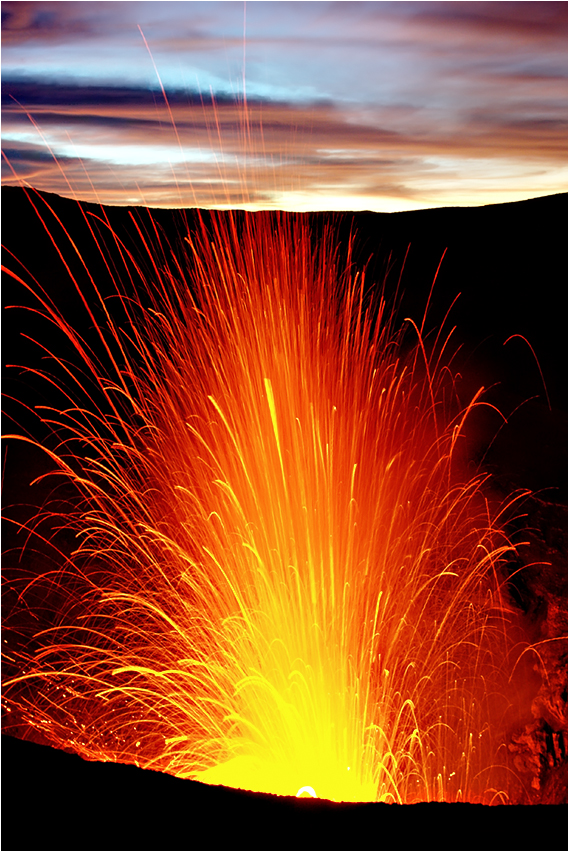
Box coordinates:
[2,196,531,803]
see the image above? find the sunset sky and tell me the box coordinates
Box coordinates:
[2,1,567,211]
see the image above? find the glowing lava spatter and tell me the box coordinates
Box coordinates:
[3,198,521,803]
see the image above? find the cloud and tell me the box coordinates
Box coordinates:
[1,1,105,44]
[3,77,565,159]
[1,79,240,109]
[409,1,567,41]
[1,2,566,210]
[2,75,565,211]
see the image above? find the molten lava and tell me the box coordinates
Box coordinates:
[3,199,521,803]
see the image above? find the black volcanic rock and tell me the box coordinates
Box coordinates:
[1,734,567,851]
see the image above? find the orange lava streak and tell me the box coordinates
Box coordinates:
[3,199,520,803]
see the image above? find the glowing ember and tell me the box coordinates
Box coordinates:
[3,196,522,803]
[297,786,318,799]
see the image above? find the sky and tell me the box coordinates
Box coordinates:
[1,1,567,211]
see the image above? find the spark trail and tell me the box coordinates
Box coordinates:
[2,195,521,803]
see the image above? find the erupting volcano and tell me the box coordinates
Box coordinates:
[2,5,567,846]
[3,192,542,807]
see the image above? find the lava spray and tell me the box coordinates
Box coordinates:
[2,190,527,803]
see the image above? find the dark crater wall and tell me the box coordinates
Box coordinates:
[1,734,567,851]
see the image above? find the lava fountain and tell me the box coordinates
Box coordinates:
[2,191,524,804]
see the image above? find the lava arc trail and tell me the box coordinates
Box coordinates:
[3,194,525,803]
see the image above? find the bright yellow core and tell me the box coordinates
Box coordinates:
[194,757,377,802]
